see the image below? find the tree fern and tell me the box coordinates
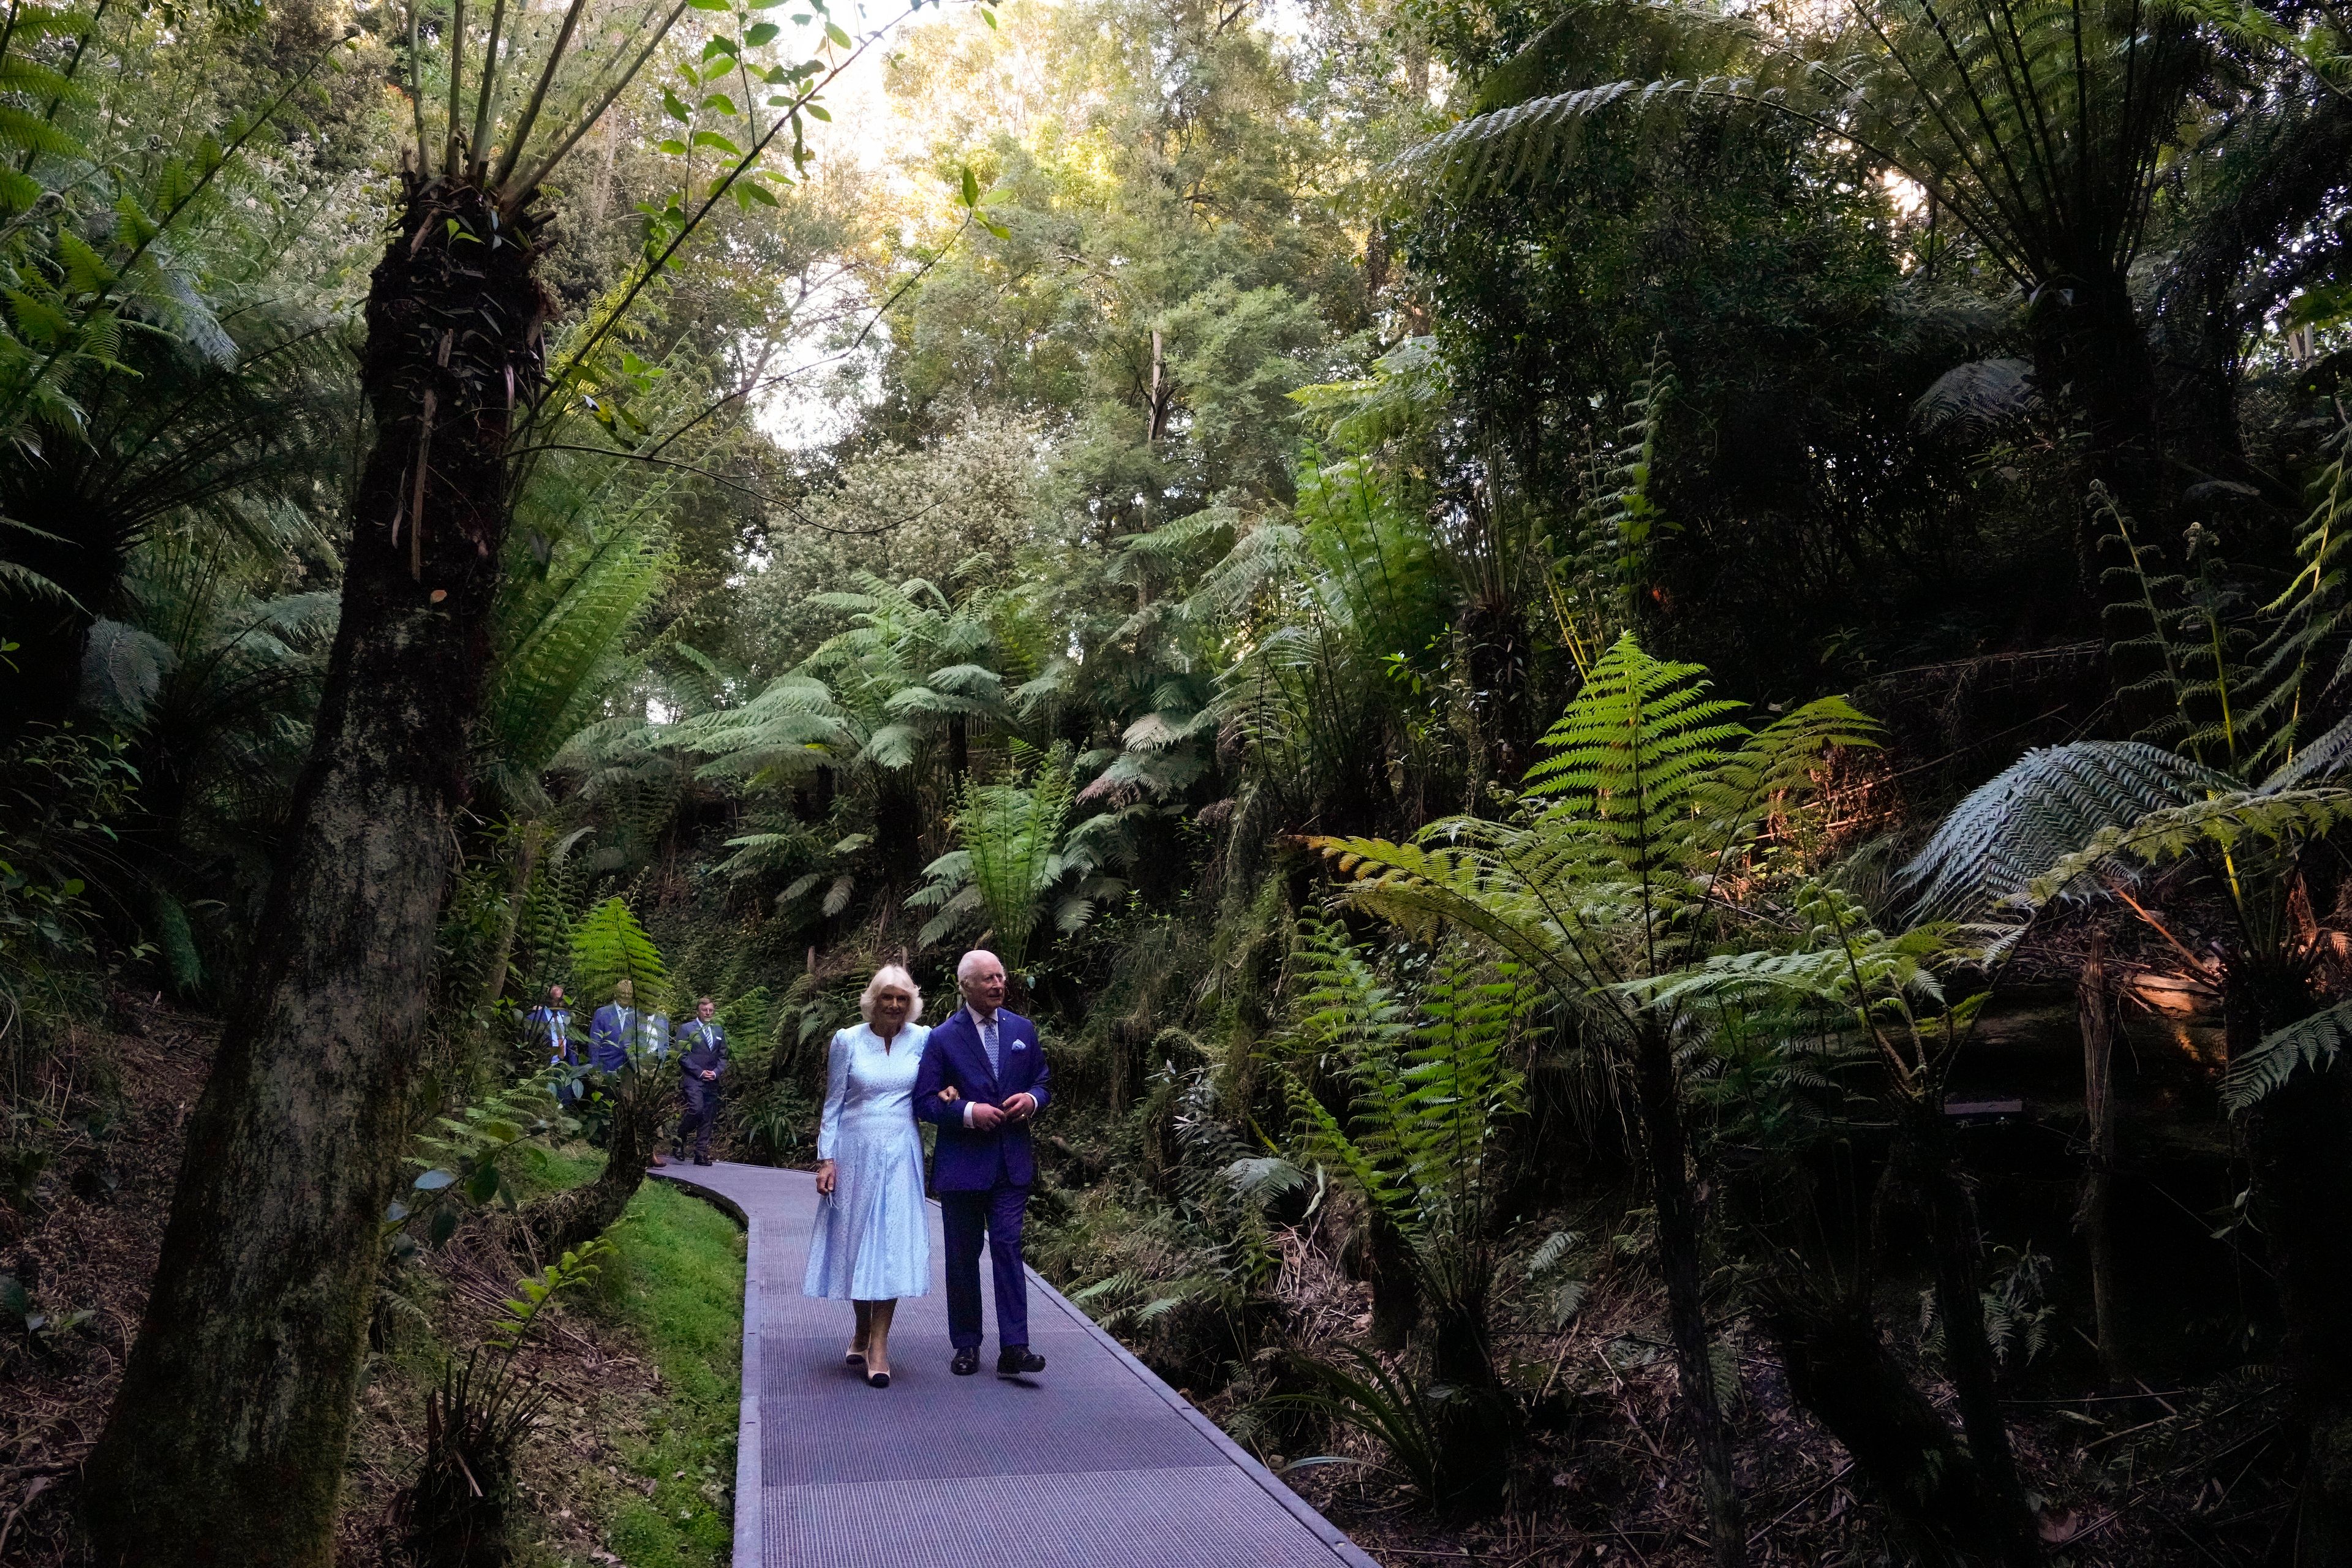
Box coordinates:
[1898,742,2236,918]
[910,743,1125,957]
[1390,0,2203,302]
[569,898,667,1060]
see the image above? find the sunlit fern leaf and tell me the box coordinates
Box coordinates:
[1897,742,2236,918]
[569,897,668,1025]
[2222,998,2352,1112]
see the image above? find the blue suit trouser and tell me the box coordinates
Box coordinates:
[940,1183,1028,1351]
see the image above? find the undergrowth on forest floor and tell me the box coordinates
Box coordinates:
[353,1148,747,1568]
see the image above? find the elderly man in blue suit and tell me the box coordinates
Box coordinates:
[913,949,1050,1378]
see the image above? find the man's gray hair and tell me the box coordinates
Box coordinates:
[956,949,1003,984]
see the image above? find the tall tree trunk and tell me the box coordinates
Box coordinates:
[2076,933,2128,1392]
[1889,1098,2041,1567]
[1631,1021,1746,1568]
[85,175,548,1568]
[2027,264,2164,607]
[479,820,545,1015]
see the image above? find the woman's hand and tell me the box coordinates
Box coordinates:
[937,1085,960,1104]
[816,1159,837,1196]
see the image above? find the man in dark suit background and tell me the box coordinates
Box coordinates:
[913,949,1050,1378]
[671,995,727,1166]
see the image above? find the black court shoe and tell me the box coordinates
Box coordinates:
[997,1346,1046,1378]
[951,1348,980,1376]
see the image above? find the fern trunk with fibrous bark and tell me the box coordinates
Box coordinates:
[1885,1097,2041,1567]
[1632,1018,1747,1568]
[522,1069,673,1259]
[85,174,550,1567]
[2236,952,2352,1566]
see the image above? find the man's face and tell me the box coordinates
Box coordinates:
[549,986,564,1005]
[614,979,634,1006]
[697,1000,715,1021]
[960,956,1007,1013]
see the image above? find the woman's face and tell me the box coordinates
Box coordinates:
[873,987,913,1029]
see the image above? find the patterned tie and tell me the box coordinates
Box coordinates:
[980,1012,1000,1080]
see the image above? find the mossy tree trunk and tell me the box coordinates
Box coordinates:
[85,175,549,1568]
[523,1069,672,1258]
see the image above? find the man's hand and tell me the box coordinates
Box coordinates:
[700,1069,717,1081]
[967,1102,1006,1131]
[815,1159,837,1196]
[1001,1092,1038,1123]
[938,1085,960,1103]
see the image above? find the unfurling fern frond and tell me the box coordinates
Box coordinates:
[1897,742,2234,918]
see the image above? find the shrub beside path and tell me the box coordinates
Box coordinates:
[653,1161,1382,1568]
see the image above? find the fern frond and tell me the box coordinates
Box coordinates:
[1899,742,2237,916]
[2222,1000,2352,1111]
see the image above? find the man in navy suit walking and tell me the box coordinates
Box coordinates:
[913,949,1050,1378]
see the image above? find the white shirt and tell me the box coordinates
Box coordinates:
[960,1003,1021,1127]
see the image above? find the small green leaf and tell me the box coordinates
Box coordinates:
[693,130,744,154]
[960,167,980,208]
[429,1207,458,1248]
[983,218,1010,239]
[702,92,740,114]
[746,21,780,43]
[658,138,690,155]
[982,6,997,26]
[465,1163,500,1203]
[688,0,732,11]
[804,102,831,121]
[824,20,851,46]
[738,179,780,207]
[662,88,692,121]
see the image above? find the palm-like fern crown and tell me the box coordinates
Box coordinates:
[794,575,1008,773]
[1394,0,2206,290]
[1316,634,1877,1009]
[570,897,668,1024]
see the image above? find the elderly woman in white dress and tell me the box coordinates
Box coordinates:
[802,964,944,1388]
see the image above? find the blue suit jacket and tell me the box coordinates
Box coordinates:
[913,1006,1049,1191]
[589,1005,666,1071]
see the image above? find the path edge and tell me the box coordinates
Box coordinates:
[647,1168,764,1568]
[1021,1261,1384,1568]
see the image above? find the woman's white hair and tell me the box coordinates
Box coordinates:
[859,963,924,1026]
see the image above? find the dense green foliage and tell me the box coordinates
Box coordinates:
[13,0,2352,1557]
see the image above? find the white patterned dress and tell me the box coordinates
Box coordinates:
[802,1022,932,1301]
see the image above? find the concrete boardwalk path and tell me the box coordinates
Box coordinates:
[651,1161,1381,1568]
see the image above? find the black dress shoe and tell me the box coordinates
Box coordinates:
[997,1346,1046,1377]
[693,1155,713,1166]
[951,1348,980,1376]
[867,1370,891,1389]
